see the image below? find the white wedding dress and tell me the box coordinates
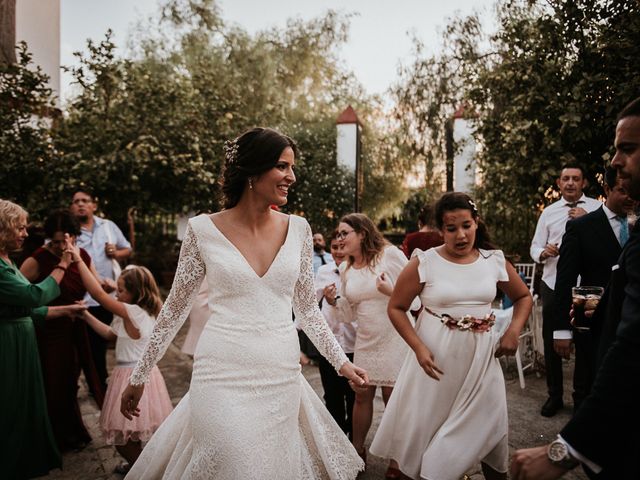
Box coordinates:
[126,214,364,480]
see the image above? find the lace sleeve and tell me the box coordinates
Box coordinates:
[293,219,349,372]
[129,222,206,385]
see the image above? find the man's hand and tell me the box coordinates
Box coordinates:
[511,445,570,480]
[105,242,117,259]
[540,243,560,260]
[554,339,572,359]
[568,207,587,219]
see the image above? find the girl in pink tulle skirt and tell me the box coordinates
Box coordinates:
[75,263,173,472]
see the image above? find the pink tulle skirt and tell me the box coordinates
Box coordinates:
[100,365,173,445]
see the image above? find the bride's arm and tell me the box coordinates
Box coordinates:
[129,222,206,386]
[293,220,367,385]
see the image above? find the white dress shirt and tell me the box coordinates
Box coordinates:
[314,262,357,353]
[530,194,602,290]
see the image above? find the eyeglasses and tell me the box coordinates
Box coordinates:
[336,229,354,240]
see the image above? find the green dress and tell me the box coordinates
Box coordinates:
[0,258,62,479]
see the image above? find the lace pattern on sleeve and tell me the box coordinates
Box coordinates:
[129,222,206,385]
[293,219,349,372]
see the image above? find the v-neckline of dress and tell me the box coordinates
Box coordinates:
[206,215,292,279]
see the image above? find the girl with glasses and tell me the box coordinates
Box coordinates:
[333,213,415,479]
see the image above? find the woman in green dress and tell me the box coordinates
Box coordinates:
[0,199,86,479]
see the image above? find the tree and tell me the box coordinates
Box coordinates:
[0,43,57,213]
[468,0,640,255]
[393,0,640,255]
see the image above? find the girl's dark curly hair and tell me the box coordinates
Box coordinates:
[220,127,298,209]
[434,192,496,250]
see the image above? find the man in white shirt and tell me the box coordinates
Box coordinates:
[529,165,601,417]
[70,188,132,393]
[315,232,357,437]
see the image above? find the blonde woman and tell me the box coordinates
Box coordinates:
[0,200,85,478]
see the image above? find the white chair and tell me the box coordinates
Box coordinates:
[512,263,539,389]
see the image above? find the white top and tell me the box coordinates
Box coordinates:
[111,303,156,364]
[530,194,601,289]
[314,261,357,353]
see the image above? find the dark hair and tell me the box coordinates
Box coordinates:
[71,187,96,202]
[559,163,586,179]
[44,209,81,238]
[220,127,298,209]
[329,228,339,242]
[434,192,496,250]
[604,166,618,190]
[339,213,389,268]
[617,97,640,121]
[417,203,436,228]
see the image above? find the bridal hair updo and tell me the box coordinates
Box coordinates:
[220,127,298,209]
[434,192,496,250]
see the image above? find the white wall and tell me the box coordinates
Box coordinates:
[453,118,477,193]
[337,123,358,173]
[16,0,61,105]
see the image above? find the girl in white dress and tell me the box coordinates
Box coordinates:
[117,127,368,480]
[332,213,413,478]
[369,192,532,480]
[70,263,173,473]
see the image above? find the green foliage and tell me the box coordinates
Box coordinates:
[0,43,58,213]
[469,0,640,255]
[394,0,640,256]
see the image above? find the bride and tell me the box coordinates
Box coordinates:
[119,127,368,479]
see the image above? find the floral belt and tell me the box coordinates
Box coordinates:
[424,307,495,332]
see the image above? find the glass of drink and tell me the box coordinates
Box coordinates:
[572,286,604,331]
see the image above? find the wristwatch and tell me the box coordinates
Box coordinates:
[547,437,580,470]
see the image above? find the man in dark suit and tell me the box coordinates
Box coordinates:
[552,167,636,411]
[511,97,640,479]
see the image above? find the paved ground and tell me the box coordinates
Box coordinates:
[38,322,587,480]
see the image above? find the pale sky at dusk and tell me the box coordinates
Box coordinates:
[61,0,496,100]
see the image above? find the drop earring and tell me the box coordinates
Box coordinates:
[248,178,253,190]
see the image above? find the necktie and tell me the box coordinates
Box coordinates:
[617,216,629,246]
[320,254,327,265]
[566,200,585,208]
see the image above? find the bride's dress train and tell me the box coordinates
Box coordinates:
[126,214,363,479]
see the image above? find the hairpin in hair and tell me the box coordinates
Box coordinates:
[468,200,478,213]
[223,139,239,165]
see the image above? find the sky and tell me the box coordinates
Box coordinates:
[61,0,496,100]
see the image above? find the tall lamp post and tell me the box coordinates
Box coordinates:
[336,105,362,212]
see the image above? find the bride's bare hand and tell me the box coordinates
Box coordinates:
[120,383,144,420]
[339,361,369,388]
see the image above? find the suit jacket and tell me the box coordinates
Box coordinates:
[560,221,640,478]
[553,206,622,332]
